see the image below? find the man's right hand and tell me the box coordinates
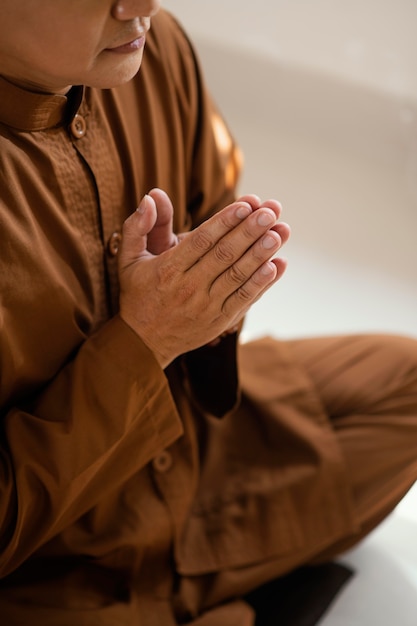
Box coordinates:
[118,192,290,368]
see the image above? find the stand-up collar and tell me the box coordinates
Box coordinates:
[0,76,84,131]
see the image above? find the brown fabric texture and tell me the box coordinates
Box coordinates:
[0,9,416,626]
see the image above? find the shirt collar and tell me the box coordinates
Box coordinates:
[0,75,85,131]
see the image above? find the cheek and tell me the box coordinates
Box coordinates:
[38,11,105,67]
[44,30,102,74]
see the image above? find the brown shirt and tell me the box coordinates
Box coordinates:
[0,10,355,625]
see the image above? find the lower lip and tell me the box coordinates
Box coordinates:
[107,36,145,55]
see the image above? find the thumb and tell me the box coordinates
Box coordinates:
[119,195,157,267]
[147,188,177,254]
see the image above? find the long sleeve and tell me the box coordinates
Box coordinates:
[0,317,182,576]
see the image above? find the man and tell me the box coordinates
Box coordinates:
[0,1,416,624]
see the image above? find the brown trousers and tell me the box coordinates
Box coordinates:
[2,334,416,626]
[291,333,417,550]
[178,333,417,623]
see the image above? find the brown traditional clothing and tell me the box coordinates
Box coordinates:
[0,9,416,625]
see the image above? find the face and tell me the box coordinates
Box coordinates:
[0,0,160,94]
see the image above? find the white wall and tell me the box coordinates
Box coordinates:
[162,0,417,100]
[161,0,417,341]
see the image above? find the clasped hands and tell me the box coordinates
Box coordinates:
[118,189,290,368]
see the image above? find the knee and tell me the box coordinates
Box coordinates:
[380,333,417,369]
[375,333,417,394]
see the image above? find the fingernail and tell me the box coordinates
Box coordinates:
[137,194,150,215]
[257,211,275,226]
[262,234,279,249]
[260,262,276,276]
[236,204,252,219]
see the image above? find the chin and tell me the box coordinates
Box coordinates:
[90,54,145,89]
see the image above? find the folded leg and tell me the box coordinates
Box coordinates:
[286,332,417,558]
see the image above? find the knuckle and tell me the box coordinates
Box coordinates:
[176,282,198,305]
[165,270,202,306]
[218,210,238,230]
[236,284,253,303]
[191,229,213,253]
[251,246,267,264]
[156,260,178,286]
[241,219,260,241]
[226,264,246,286]
[213,241,234,264]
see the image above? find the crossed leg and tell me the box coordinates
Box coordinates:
[286,332,417,560]
[175,333,417,620]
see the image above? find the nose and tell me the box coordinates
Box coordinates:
[112,0,160,20]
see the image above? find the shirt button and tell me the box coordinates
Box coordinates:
[70,114,87,139]
[152,451,173,473]
[107,231,122,256]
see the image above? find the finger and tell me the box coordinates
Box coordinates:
[168,199,255,271]
[270,221,291,246]
[147,188,177,254]
[223,255,288,319]
[272,256,289,280]
[201,201,287,281]
[209,224,282,299]
[259,198,282,219]
[119,195,157,266]
[235,195,283,223]
[235,193,262,209]
[257,198,283,220]
[247,257,289,307]
[198,206,278,285]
